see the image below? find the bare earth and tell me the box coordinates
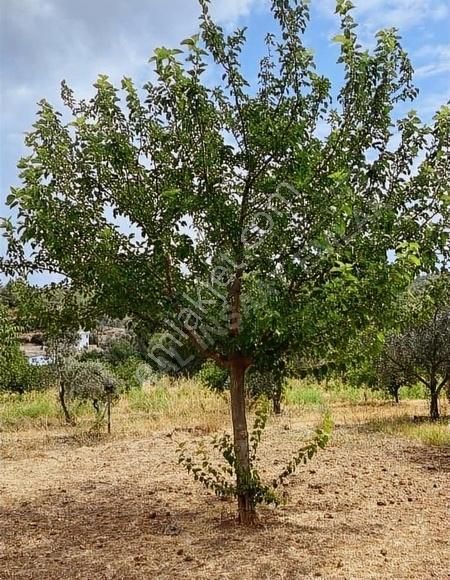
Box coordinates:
[1,408,449,579]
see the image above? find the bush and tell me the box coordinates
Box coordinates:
[78,349,105,363]
[103,336,140,365]
[25,364,56,392]
[0,350,38,394]
[197,361,228,392]
[61,359,122,415]
[113,357,157,390]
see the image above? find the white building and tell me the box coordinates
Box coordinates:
[23,330,91,366]
[76,330,90,350]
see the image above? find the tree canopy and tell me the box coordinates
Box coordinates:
[1,0,449,522]
[381,275,450,418]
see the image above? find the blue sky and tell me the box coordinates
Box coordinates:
[0,0,449,280]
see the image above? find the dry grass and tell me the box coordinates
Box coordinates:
[1,398,449,579]
[1,380,448,453]
[121,377,229,434]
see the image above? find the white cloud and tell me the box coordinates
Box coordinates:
[0,0,259,195]
[318,0,449,31]
[212,0,262,23]
[414,43,450,78]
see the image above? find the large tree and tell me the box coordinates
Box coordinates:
[2,0,449,522]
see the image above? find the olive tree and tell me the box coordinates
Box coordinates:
[2,1,449,522]
[382,276,450,419]
[61,359,121,428]
[11,281,94,422]
[376,337,414,403]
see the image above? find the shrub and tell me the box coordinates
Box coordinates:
[61,359,122,419]
[0,351,53,394]
[177,404,332,513]
[197,361,229,392]
[103,336,140,365]
[113,357,157,390]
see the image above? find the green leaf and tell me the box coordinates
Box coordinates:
[331,34,346,44]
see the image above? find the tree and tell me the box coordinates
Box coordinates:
[12,282,95,422]
[61,359,121,428]
[2,1,449,522]
[376,337,413,403]
[382,275,450,419]
[0,281,19,309]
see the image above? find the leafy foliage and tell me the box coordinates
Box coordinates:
[2,0,449,520]
[61,359,121,416]
[0,303,27,392]
[378,275,450,417]
[197,360,229,392]
[376,337,414,402]
[177,403,332,508]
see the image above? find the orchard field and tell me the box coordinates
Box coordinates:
[1,381,449,580]
[1,0,450,578]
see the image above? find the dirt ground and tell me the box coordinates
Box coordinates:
[1,404,449,579]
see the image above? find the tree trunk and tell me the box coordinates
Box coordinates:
[430,389,440,421]
[429,373,440,420]
[391,385,400,404]
[272,394,282,415]
[272,383,282,415]
[58,382,73,424]
[229,357,255,525]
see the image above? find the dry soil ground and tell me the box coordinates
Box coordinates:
[0,402,449,579]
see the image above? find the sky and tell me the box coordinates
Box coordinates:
[0,0,449,281]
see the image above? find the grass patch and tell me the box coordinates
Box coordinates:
[0,379,229,434]
[286,379,387,407]
[127,385,171,414]
[286,378,431,408]
[399,422,450,446]
[0,390,60,429]
[120,379,229,433]
[285,382,325,407]
[399,383,427,400]
[364,414,450,446]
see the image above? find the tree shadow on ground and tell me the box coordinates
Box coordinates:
[403,444,450,473]
[0,477,381,580]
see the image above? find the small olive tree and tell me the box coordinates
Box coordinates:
[61,359,121,427]
[12,282,95,422]
[382,276,450,419]
[376,338,414,403]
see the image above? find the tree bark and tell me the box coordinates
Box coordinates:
[272,384,282,415]
[429,373,440,420]
[430,389,440,420]
[58,382,73,424]
[229,357,255,524]
[392,385,400,404]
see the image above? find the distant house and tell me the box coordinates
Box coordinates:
[21,330,91,366]
[76,331,90,350]
[28,355,53,367]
